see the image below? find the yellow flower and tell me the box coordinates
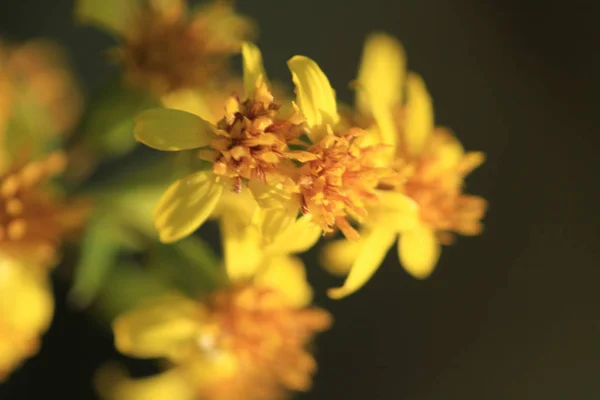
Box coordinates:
[324,33,487,299]
[0,151,89,268]
[76,0,255,96]
[0,40,82,155]
[104,214,331,400]
[0,255,54,381]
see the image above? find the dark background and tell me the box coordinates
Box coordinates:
[1,0,600,399]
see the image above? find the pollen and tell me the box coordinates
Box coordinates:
[201,82,305,192]
[197,284,332,400]
[297,128,392,240]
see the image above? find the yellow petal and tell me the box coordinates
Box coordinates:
[242,42,266,99]
[220,212,262,282]
[268,214,321,255]
[154,171,223,243]
[356,33,405,115]
[134,108,214,151]
[96,364,194,400]
[257,256,313,308]
[404,73,434,157]
[320,239,363,276]
[327,228,397,299]
[161,89,216,122]
[113,296,202,360]
[373,191,420,231]
[75,0,138,37]
[252,197,300,244]
[427,129,465,173]
[398,225,440,279]
[287,56,339,132]
[247,180,296,209]
[0,257,53,335]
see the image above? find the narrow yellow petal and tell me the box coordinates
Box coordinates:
[247,180,295,209]
[220,212,262,282]
[404,73,434,157]
[287,56,339,131]
[242,42,266,99]
[320,238,363,276]
[328,228,397,299]
[356,33,406,115]
[160,89,216,123]
[268,214,321,255]
[398,225,440,279]
[113,296,202,360]
[373,191,420,231]
[96,365,194,400]
[257,256,313,308]
[135,108,214,151]
[154,171,223,243]
[252,196,300,244]
[0,257,53,334]
[75,0,138,37]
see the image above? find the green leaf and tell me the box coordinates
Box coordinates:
[69,209,124,308]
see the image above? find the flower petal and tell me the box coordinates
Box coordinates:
[404,73,434,157]
[113,295,202,360]
[252,193,301,244]
[398,225,440,279]
[356,33,405,115]
[220,212,262,282]
[0,258,53,334]
[268,214,322,255]
[319,238,362,276]
[257,256,313,308]
[75,0,138,37]
[242,42,266,99]
[373,191,420,231]
[327,228,397,299]
[96,365,194,400]
[154,171,223,243]
[135,108,214,151]
[287,56,339,132]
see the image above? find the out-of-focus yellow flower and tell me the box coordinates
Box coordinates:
[76,0,255,97]
[0,40,82,154]
[0,151,88,268]
[0,255,54,381]
[324,33,487,298]
[104,215,331,400]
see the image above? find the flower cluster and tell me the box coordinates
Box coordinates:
[0,1,487,398]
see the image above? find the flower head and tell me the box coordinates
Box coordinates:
[323,33,487,298]
[77,0,255,96]
[0,152,87,267]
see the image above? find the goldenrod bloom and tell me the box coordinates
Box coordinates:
[136,42,398,244]
[324,33,487,298]
[104,215,331,400]
[76,0,255,96]
[0,151,87,267]
[0,255,54,380]
[0,40,82,150]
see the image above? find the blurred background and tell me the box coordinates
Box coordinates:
[1,0,599,399]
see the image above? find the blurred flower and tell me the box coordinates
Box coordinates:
[101,218,331,400]
[0,151,88,268]
[0,255,54,381]
[76,0,255,97]
[0,40,83,156]
[323,33,487,298]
